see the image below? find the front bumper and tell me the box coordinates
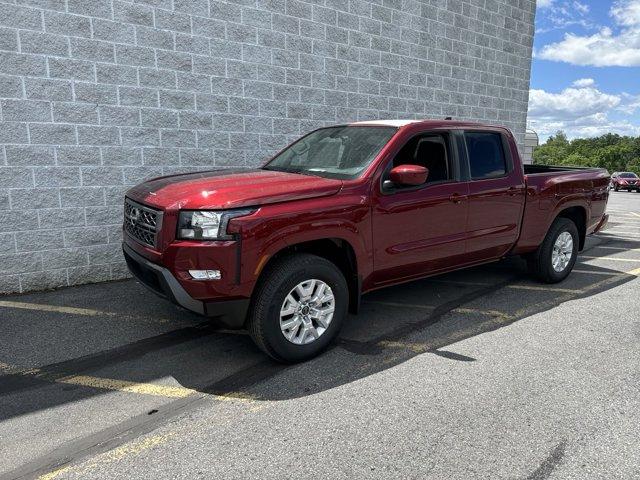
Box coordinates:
[123,243,249,328]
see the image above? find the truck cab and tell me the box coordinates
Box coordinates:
[124,120,610,362]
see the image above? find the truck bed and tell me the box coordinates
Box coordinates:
[523,164,605,175]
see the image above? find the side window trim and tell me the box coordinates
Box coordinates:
[463,130,511,181]
[379,130,459,195]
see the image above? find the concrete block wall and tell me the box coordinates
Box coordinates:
[0,0,535,293]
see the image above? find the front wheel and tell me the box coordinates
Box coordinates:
[247,253,348,363]
[528,217,579,283]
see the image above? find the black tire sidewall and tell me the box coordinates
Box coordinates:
[542,219,579,282]
[260,260,348,362]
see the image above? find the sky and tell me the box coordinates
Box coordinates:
[528,0,640,141]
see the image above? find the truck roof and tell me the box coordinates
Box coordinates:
[350,119,508,130]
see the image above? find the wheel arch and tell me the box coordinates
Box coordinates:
[555,205,587,250]
[255,238,361,315]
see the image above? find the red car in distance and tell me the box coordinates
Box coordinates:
[610,172,640,192]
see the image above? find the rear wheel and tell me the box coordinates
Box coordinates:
[528,217,579,283]
[247,253,348,363]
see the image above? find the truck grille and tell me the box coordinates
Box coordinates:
[124,198,162,249]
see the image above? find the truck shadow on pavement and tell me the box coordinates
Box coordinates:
[1,237,638,425]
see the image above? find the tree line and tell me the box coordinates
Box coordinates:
[533,132,640,174]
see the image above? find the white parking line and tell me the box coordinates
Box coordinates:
[593,246,639,251]
[582,256,640,263]
[598,231,640,237]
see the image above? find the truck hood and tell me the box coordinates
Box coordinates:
[126,168,343,210]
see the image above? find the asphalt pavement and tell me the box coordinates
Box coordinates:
[0,192,639,480]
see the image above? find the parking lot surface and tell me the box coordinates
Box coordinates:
[1,192,639,480]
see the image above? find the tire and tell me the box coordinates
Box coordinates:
[247,253,348,363]
[528,217,579,283]
[614,186,619,191]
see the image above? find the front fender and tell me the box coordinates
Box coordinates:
[235,192,372,294]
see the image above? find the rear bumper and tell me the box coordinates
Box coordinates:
[592,213,609,234]
[123,243,249,328]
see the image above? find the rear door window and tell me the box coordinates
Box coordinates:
[465,132,508,180]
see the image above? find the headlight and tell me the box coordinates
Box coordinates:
[177,209,254,240]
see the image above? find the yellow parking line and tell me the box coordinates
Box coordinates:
[376,266,640,356]
[452,307,511,319]
[427,278,491,287]
[364,301,507,318]
[378,340,431,354]
[1,361,258,404]
[56,373,258,403]
[572,269,620,276]
[0,300,170,324]
[507,285,584,294]
[38,433,175,480]
[38,466,71,480]
[364,300,434,310]
[629,212,640,218]
[582,256,640,263]
[0,301,112,317]
[58,375,198,399]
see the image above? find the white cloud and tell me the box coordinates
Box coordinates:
[572,78,595,87]
[538,28,640,66]
[535,0,595,33]
[573,1,589,15]
[537,0,555,8]
[529,85,621,119]
[527,81,640,139]
[619,93,640,114]
[537,0,640,66]
[611,0,640,26]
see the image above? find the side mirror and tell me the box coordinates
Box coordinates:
[388,165,429,187]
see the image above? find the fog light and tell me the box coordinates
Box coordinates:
[188,270,221,280]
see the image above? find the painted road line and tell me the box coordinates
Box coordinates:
[37,433,176,480]
[378,266,640,356]
[364,300,435,310]
[630,212,640,218]
[0,300,171,325]
[57,375,198,399]
[1,362,259,403]
[592,246,639,251]
[363,301,509,319]
[581,256,640,263]
[572,269,622,276]
[426,278,492,287]
[452,307,510,319]
[0,301,114,317]
[597,231,640,236]
[508,285,584,294]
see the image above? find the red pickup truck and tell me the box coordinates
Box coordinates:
[123,120,610,362]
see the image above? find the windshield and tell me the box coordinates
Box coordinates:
[619,172,638,178]
[263,126,397,179]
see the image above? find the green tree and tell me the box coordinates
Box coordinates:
[533,131,640,174]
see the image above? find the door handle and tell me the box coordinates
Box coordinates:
[507,187,521,196]
[449,193,467,204]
